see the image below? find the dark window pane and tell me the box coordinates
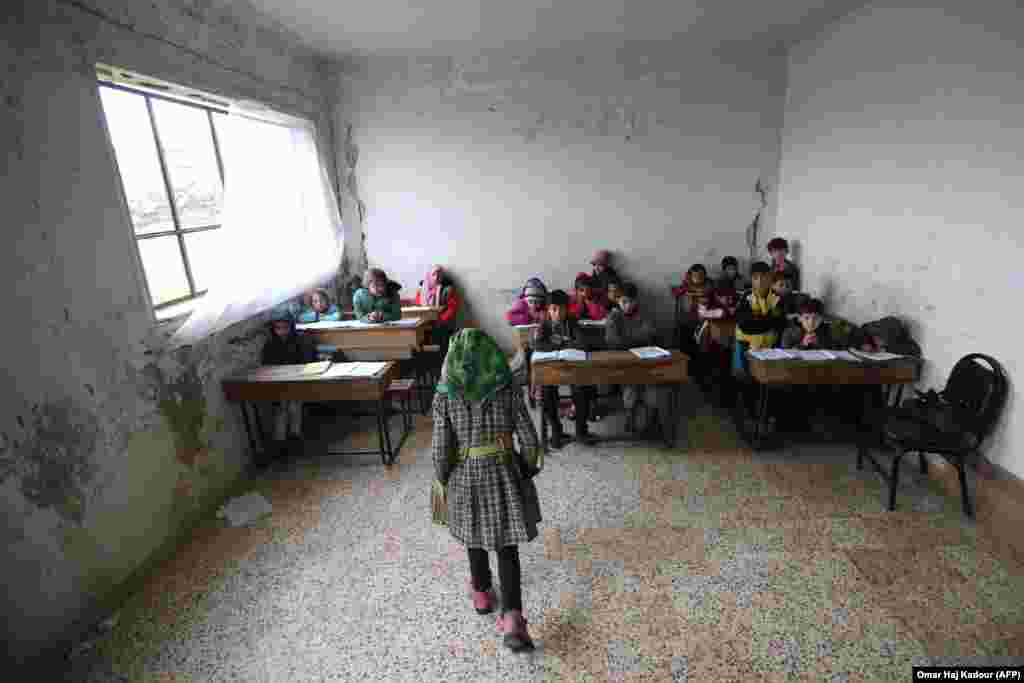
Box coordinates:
[183,228,224,293]
[151,99,224,230]
[137,236,190,306]
[99,86,174,235]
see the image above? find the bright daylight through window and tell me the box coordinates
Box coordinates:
[98,73,228,321]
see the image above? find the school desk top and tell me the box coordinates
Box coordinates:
[530,350,689,387]
[222,361,399,402]
[296,318,429,349]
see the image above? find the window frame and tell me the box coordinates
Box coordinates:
[97,80,229,322]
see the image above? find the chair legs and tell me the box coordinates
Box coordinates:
[888,450,907,511]
[887,449,974,518]
[956,459,974,518]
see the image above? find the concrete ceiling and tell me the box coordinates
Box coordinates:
[245,0,871,59]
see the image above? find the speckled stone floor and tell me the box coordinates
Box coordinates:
[68,387,1024,682]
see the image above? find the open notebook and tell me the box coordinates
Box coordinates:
[849,349,907,361]
[531,349,588,363]
[322,362,388,379]
[630,346,671,360]
[252,361,332,381]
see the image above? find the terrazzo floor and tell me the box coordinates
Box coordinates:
[67,387,1024,682]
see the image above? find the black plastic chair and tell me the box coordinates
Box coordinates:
[876,353,1008,517]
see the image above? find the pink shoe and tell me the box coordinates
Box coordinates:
[497,610,535,652]
[467,578,496,615]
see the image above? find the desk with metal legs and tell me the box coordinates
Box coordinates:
[530,351,690,450]
[222,361,404,465]
[744,354,921,455]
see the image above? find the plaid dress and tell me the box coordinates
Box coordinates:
[432,387,542,550]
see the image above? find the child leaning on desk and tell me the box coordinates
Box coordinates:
[733,262,786,420]
[531,290,597,449]
[605,283,673,437]
[261,308,317,454]
[353,268,402,323]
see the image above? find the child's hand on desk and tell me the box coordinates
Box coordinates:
[368,311,383,322]
[802,333,817,347]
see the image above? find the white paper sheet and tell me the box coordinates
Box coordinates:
[297,320,368,330]
[514,324,540,329]
[830,350,862,362]
[791,350,836,361]
[579,319,607,327]
[383,318,419,327]
[322,361,387,378]
[251,361,332,381]
[630,346,672,359]
[531,349,588,362]
[849,349,906,361]
[749,349,796,361]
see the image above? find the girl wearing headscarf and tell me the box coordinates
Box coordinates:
[431,329,543,652]
[505,277,548,325]
[416,264,461,358]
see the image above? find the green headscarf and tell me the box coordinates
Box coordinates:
[436,328,514,404]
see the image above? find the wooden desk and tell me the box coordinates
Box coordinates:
[743,353,921,452]
[401,305,440,321]
[222,361,405,465]
[298,319,429,351]
[530,351,690,449]
[341,306,439,322]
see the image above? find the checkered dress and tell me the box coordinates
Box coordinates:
[432,387,542,550]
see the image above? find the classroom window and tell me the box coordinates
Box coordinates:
[98,80,229,321]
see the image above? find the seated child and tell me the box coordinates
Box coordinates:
[771,272,802,319]
[605,283,673,436]
[296,288,342,323]
[778,298,845,431]
[569,273,609,321]
[261,308,317,455]
[415,264,461,358]
[695,286,741,406]
[506,278,549,325]
[781,298,836,350]
[734,262,786,419]
[716,256,745,291]
[589,249,620,302]
[767,237,801,292]
[532,290,597,448]
[353,268,402,323]
[672,263,711,383]
[605,277,625,311]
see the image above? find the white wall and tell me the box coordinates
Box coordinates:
[334,44,787,348]
[775,0,1023,476]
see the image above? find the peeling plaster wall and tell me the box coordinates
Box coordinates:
[0,0,338,669]
[775,0,1024,477]
[332,44,787,347]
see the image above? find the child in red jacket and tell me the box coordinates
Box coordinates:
[569,273,608,321]
[416,264,460,358]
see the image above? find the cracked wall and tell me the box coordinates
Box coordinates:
[332,44,786,347]
[774,0,1023,477]
[1,0,339,670]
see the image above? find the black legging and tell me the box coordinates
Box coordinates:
[467,545,521,612]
